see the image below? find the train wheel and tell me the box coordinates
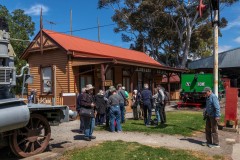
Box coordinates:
[9,114,51,158]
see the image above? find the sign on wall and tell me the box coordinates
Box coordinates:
[135,67,151,73]
[104,80,113,86]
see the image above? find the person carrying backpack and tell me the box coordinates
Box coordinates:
[152,88,162,124]
[117,84,127,123]
[104,86,115,127]
[157,85,166,124]
[95,90,107,126]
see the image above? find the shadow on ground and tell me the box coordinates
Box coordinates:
[74,135,89,141]
[179,138,204,146]
[0,147,18,160]
[49,141,72,149]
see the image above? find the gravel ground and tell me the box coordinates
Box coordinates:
[27,107,239,160]
[1,102,239,160]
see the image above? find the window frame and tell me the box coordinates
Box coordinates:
[40,66,53,95]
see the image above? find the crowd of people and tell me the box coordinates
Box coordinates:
[76,83,221,150]
[76,83,169,141]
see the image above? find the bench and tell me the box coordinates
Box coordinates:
[177,102,202,109]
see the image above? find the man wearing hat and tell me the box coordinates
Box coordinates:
[104,86,115,127]
[202,87,221,148]
[80,84,96,141]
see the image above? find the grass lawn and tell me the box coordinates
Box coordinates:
[96,111,206,136]
[60,141,210,160]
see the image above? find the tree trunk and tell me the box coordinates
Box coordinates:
[181,18,192,68]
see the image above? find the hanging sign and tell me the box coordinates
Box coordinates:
[104,80,113,86]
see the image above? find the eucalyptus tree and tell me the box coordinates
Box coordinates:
[98,0,238,68]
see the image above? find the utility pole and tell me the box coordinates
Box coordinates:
[211,0,220,97]
[97,17,100,42]
[213,9,218,97]
[70,9,72,35]
[40,7,43,55]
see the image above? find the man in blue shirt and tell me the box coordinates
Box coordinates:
[202,87,221,148]
[141,83,153,126]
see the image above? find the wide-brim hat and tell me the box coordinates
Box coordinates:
[85,84,94,90]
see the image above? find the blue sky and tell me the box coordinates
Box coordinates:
[1,0,240,53]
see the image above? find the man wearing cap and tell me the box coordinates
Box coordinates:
[117,84,127,123]
[202,87,221,148]
[108,87,122,132]
[80,84,96,141]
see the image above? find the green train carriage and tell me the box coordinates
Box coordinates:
[180,73,224,103]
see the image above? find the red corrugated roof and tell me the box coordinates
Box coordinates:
[43,29,162,67]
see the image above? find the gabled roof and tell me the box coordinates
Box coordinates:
[21,29,187,72]
[43,29,162,67]
[188,47,240,69]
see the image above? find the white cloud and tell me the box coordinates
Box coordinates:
[218,45,232,53]
[222,16,240,31]
[24,4,49,16]
[234,36,240,44]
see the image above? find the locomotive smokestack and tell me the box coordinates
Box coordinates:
[0,17,10,58]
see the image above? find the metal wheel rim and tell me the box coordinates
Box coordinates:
[9,114,51,157]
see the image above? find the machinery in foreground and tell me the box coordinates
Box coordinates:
[0,18,72,158]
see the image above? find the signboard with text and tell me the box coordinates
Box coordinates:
[104,80,113,86]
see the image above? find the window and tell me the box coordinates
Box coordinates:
[123,77,130,91]
[123,70,130,91]
[80,75,92,91]
[106,69,113,80]
[42,67,52,94]
[138,72,143,90]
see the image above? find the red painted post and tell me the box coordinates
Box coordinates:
[225,88,238,128]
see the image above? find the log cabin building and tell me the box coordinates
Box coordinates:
[21,29,187,110]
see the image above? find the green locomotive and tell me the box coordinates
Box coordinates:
[180,73,224,103]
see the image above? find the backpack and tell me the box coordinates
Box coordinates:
[157,91,163,103]
[164,91,170,102]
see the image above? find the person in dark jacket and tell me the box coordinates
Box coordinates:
[80,84,96,141]
[95,90,107,126]
[104,86,115,127]
[108,87,122,132]
[77,87,86,133]
[141,83,153,126]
